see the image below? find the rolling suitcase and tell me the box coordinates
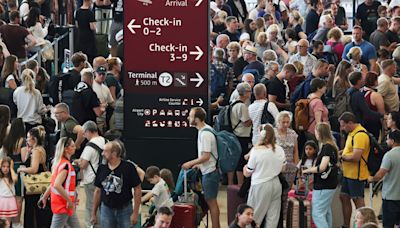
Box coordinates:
[170,170,196,228]
[227,185,246,224]
[287,175,313,228]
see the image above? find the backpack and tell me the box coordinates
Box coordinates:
[323,43,339,66]
[48,73,72,105]
[201,128,242,173]
[290,80,306,113]
[294,97,318,132]
[85,137,109,175]
[210,64,228,100]
[213,100,243,132]
[351,130,384,176]
[260,101,275,125]
[333,89,354,118]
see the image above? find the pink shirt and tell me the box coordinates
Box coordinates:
[308,98,329,134]
[326,40,344,61]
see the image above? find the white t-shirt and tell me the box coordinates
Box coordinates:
[198,125,218,175]
[248,99,279,145]
[151,178,173,210]
[80,136,107,184]
[5,75,15,88]
[0,178,15,197]
[92,80,114,123]
[231,101,252,137]
[246,145,286,185]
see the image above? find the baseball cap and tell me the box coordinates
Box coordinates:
[96,66,107,74]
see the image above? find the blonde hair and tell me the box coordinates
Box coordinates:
[227,41,241,57]
[277,111,292,126]
[21,69,37,95]
[257,124,276,151]
[291,10,304,25]
[52,137,73,173]
[266,24,280,40]
[316,122,338,151]
[107,57,122,71]
[256,32,268,44]
[292,61,304,75]
[356,207,379,225]
[262,50,278,62]
[327,27,343,41]
[347,46,362,61]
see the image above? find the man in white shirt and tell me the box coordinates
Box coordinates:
[249,83,279,145]
[248,0,265,20]
[75,120,107,228]
[92,57,115,133]
[182,107,221,228]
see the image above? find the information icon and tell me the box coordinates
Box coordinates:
[159,72,173,87]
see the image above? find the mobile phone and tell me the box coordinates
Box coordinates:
[251,220,257,227]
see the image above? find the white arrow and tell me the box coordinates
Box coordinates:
[195,0,203,7]
[189,46,204,61]
[137,0,152,5]
[190,73,204,87]
[196,98,204,106]
[127,19,141,34]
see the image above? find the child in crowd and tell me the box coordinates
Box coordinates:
[355,207,379,228]
[0,157,18,224]
[229,204,258,228]
[297,140,318,189]
[297,140,318,169]
[142,166,174,210]
[160,168,175,193]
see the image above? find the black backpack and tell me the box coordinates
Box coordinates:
[351,130,385,176]
[260,101,275,125]
[85,137,109,175]
[213,100,243,132]
[48,73,72,105]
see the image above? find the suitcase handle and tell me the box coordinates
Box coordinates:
[294,174,310,197]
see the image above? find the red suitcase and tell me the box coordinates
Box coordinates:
[170,170,197,228]
[170,203,196,228]
[227,185,246,225]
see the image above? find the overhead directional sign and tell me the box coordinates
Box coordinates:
[124,0,209,139]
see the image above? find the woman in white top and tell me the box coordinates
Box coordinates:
[25,7,50,51]
[244,124,286,227]
[0,55,19,89]
[13,69,46,129]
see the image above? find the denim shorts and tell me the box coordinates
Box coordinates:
[382,199,400,228]
[341,177,365,199]
[202,170,220,200]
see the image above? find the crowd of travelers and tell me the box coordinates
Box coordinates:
[0,0,399,228]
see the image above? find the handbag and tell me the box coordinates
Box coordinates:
[22,171,52,195]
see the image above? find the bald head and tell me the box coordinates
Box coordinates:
[93,56,107,71]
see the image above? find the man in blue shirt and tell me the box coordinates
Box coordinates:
[342,25,378,72]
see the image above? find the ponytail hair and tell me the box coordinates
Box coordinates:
[28,126,45,147]
[52,137,73,172]
[257,124,276,151]
[21,69,37,95]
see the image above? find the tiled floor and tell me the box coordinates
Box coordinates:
[74,185,382,228]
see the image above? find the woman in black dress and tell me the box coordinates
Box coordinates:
[75,0,96,64]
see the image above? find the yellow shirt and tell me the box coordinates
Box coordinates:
[342,125,370,180]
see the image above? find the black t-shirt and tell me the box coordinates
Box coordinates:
[71,82,100,125]
[221,29,240,42]
[75,8,96,55]
[386,30,400,44]
[356,1,381,37]
[69,69,81,91]
[105,73,122,99]
[233,57,248,78]
[335,7,347,28]
[267,76,286,104]
[111,0,123,23]
[305,9,320,35]
[94,160,141,209]
[40,0,51,18]
[313,144,338,190]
